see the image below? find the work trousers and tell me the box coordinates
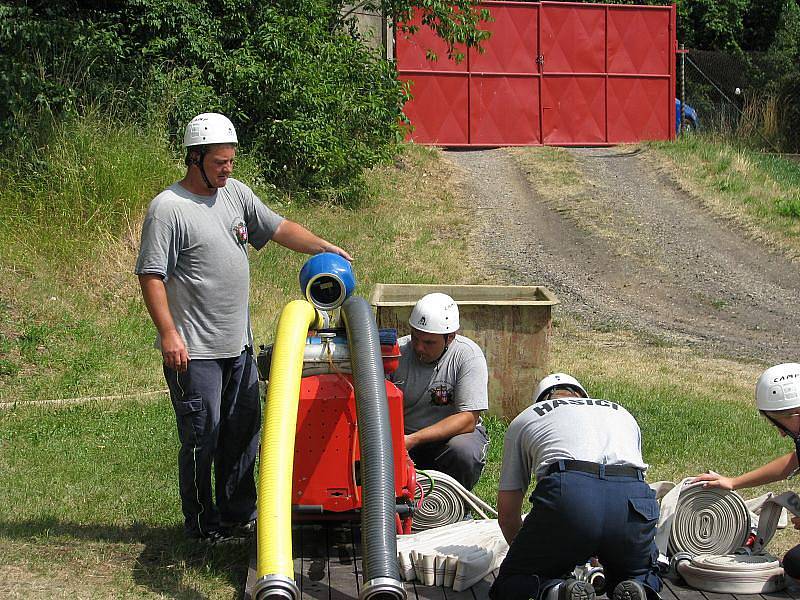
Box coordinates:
[783,544,800,578]
[491,465,662,600]
[408,424,489,491]
[164,350,261,537]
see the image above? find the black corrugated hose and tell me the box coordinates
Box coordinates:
[342,296,406,600]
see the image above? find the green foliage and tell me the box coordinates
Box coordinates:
[225,6,405,203]
[1,107,177,240]
[371,0,492,62]
[769,1,800,71]
[678,0,750,52]
[0,0,491,204]
[743,0,786,50]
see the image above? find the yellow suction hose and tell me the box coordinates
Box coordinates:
[254,300,322,600]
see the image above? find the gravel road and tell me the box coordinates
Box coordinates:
[446,146,800,363]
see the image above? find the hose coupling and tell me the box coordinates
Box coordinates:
[670,551,694,578]
[253,574,299,600]
[359,577,406,600]
[587,568,606,595]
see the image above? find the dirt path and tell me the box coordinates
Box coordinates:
[446,146,800,363]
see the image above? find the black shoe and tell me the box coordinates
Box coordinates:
[220,518,256,540]
[187,528,236,545]
[560,579,596,600]
[612,580,647,600]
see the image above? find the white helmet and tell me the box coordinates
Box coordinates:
[409,293,460,334]
[756,363,800,412]
[183,113,238,147]
[533,373,588,404]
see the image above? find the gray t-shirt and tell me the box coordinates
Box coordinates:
[499,397,647,491]
[135,178,284,359]
[388,334,489,433]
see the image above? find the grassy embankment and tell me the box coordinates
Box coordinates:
[1,120,800,598]
[0,111,475,598]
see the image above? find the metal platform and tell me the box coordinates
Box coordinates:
[244,522,800,600]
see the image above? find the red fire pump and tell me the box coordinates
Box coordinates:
[263,329,417,533]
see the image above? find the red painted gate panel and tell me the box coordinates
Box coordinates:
[396,1,676,146]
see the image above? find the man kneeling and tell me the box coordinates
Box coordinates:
[491,374,662,600]
[388,293,489,490]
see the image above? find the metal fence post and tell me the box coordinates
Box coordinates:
[680,43,686,136]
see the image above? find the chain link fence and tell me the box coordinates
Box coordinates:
[679,48,800,152]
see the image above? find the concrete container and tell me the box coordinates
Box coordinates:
[369,284,559,418]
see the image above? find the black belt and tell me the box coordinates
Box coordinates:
[546,459,644,478]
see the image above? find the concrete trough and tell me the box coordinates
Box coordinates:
[369,284,559,418]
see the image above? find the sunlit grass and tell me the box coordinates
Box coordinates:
[649,135,800,256]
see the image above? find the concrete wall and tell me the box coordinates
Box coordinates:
[342,4,393,59]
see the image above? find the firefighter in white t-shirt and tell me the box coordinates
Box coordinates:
[491,374,662,600]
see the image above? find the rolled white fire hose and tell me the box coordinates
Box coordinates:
[396,518,508,591]
[395,471,503,592]
[412,470,497,532]
[667,484,751,555]
[654,479,800,594]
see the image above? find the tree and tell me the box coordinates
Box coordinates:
[0,0,491,203]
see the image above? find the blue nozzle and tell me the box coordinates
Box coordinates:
[299,252,355,310]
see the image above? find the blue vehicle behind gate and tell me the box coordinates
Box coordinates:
[675,99,699,134]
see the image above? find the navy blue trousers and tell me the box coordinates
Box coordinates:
[491,466,662,600]
[409,424,489,491]
[164,350,261,537]
[783,544,800,578]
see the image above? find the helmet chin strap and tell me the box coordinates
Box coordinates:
[434,334,451,363]
[192,148,214,189]
[419,333,452,366]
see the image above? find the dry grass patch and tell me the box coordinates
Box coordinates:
[550,318,763,404]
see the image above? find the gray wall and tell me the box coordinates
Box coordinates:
[342,4,394,59]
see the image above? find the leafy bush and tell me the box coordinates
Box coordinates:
[0,0,493,204]
[0,1,398,204]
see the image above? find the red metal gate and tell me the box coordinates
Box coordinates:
[396,1,676,146]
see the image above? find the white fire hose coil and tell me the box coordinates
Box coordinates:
[676,555,785,594]
[395,471,503,592]
[655,479,800,594]
[412,470,497,532]
[668,485,750,556]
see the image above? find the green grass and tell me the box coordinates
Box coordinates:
[0,399,251,598]
[0,110,179,404]
[649,135,800,254]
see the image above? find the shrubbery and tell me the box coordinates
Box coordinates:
[0,0,487,204]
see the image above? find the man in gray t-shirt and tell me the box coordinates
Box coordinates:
[135,113,351,543]
[491,373,662,600]
[387,293,489,490]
